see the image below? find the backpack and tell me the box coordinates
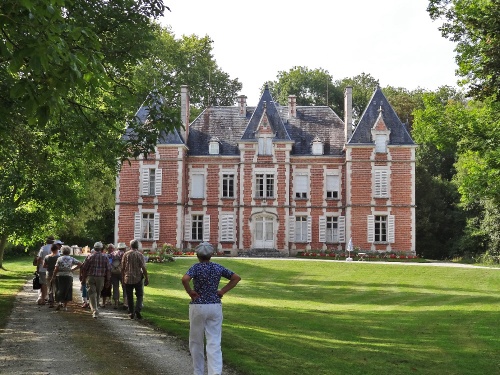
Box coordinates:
[111,257,122,275]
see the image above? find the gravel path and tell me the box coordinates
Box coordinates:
[0,275,240,375]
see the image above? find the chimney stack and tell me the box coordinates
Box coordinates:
[288,95,297,118]
[344,86,353,142]
[181,85,190,142]
[238,95,247,117]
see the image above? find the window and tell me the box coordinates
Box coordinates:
[326,216,338,243]
[141,168,162,196]
[191,215,204,241]
[185,214,210,242]
[295,216,308,242]
[258,137,273,155]
[326,175,340,199]
[295,174,308,199]
[256,173,274,198]
[374,169,389,197]
[312,138,323,155]
[319,216,345,243]
[222,174,234,198]
[209,139,220,154]
[134,212,159,240]
[191,173,205,198]
[367,214,395,243]
[374,215,387,242]
[142,213,155,240]
[375,135,387,153]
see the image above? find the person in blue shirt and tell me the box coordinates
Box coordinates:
[182,242,241,375]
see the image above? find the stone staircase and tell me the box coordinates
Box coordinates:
[237,248,288,258]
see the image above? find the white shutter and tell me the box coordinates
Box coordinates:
[381,170,388,197]
[388,215,395,243]
[367,215,375,243]
[220,214,234,242]
[153,213,160,240]
[141,168,149,195]
[155,168,162,196]
[203,215,210,242]
[288,216,295,243]
[184,215,192,241]
[307,216,312,243]
[375,170,388,197]
[134,212,142,239]
[192,174,204,198]
[266,138,273,155]
[319,216,326,242]
[338,216,346,243]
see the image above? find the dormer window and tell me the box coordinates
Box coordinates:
[371,106,391,153]
[375,135,387,153]
[258,136,273,155]
[209,137,220,155]
[312,136,323,155]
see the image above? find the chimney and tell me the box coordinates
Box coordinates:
[180,85,190,142]
[238,95,247,117]
[344,86,353,142]
[288,95,297,118]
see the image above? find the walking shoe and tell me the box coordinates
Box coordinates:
[92,311,98,319]
[135,312,142,320]
[55,304,61,311]
[128,313,134,319]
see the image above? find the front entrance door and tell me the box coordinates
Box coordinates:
[254,216,274,248]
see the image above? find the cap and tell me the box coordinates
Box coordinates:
[93,241,103,249]
[117,242,127,250]
[46,235,55,242]
[195,242,214,257]
[54,240,64,245]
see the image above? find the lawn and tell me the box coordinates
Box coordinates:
[145,258,500,375]
[1,256,499,375]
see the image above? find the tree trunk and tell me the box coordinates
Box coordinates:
[0,233,8,270]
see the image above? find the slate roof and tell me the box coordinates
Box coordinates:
[122,91,184,145]
[187,86,346,156]
[349,87,415,145]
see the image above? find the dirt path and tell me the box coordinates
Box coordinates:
[0,276,240,375]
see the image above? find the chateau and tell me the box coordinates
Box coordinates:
[115,85,416,255]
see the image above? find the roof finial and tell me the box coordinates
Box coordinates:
[378,105,383,114]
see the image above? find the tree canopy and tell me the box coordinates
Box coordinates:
[428,0,500,100]
[0,0,242,267]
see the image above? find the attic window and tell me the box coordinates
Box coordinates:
[258,136,273,155]
[312,137,324,155]
[209,137,220,155]
[375,135,387,153]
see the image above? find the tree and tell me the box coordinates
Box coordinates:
[428,0,500,100]
[334,73,380,122]
[383,86,426,129]
[130,27,242,112]
[266,66,341,109]
[0,0,169,268]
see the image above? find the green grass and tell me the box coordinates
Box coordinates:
[1,257,499,374]
[0,256,35,327]
[144,258,500,375]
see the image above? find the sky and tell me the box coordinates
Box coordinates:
[161,0,459,105]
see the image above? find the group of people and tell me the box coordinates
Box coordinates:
[35,236,241,375]
[35,237,149,320]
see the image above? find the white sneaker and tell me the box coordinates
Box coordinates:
[92,311,98,318]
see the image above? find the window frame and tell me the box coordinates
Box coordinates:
[255,173,275,198]
[294,174,308,199]
[326,174,340,199]
[222,174,235,198]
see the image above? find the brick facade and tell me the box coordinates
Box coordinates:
[116,86,416,255]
